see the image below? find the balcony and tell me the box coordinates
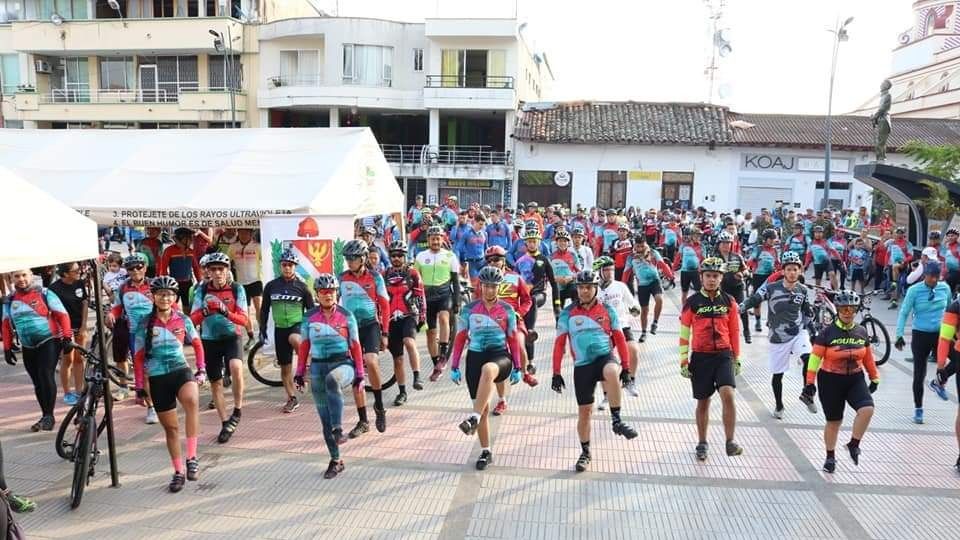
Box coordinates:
[259,76,423,110]
[422,75,516,110]
[380,144,512,180]
[13,87,246,123]
[10,17,244,55]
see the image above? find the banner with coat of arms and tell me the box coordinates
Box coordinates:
[259,214,355,292]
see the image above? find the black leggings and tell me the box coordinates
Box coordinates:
[726,287,750,340]
[911,330,939,408]
[23,340,60,417]
[523,301,537,363]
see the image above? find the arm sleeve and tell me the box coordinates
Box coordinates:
[259,282,272,330]
[862,345,879,381]
[545,259,560,306]
[449,329,469,370]
[110,288,124,320]
[450,271,461,307]
[612,329,630,370]
[2,305,12,351]
[157,248,170,276]
[552,333,568,374]
[906,263,923,285]
[412,269,427,323]
[805,343,825,384]
[508,311,522,370]
[679,306,692,366]
[937,310,958,369]
[621,265,634,287]
[656,259,675,281]
[186,319,205,372]
[672,248,681,271]
[895,285,915,338]
[225,290,249,327]
[803,250,812,267]
[45,290,73,340]
[296,319,310,378]
[728,299,741,360]
[191,256,202,281]
[518,277,533,316]
[133,323,146,389]
[350,338,365,380]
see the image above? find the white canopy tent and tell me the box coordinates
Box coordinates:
[0,167,99,273]
[0,127,404,227]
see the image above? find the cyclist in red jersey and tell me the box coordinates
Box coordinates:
[383,241,426,406]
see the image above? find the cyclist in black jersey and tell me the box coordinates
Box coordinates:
[513,229,560,375]
[259,249,315,413]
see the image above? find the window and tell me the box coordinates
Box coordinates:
[152,0,174,17]
[139,55,197,102]
[439,49,507,88]
[53,57,90,102]
[278,50,319,86]
[40,0,87,19]
[342,44,393,87]
[0,0,23,21]
[99,57,135,90]
[1,54,19,94]
[597,170,627,209]
[413,48,423,72]
[939,72,951,93]
[209,54,241,90]
[95,0,125,18]
[187,0,198,16]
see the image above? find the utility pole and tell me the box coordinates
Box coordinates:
[822,16,853,210]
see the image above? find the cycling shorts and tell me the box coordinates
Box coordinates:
[817,370,874,422]
[203,337,241,383]
[148,367,193,413]
[621,327,635,342]
[680,271,701,293]
[243,281,263,298]
[850,268,865,284]
[388,317,417,358]
[358,322,382,355]
[768,334,811,374]
[426,295,452,330]
[813,263,831,281]
[273,326,300,366]
[574,353,619,406]
[689,351,735,400]
[112,318,129,364]
[750,274,770,292]
[465,349,511,400]
[637,281,662,307]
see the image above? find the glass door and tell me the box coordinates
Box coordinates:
[139,64,157,102]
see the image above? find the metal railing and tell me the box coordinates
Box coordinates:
[266,75,323,87]
[38,87,240,104]
[380,144,511,166]
[424,75,514,89]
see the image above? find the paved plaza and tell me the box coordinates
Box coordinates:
[2,286,959,540]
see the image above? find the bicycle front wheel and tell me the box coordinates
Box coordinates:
[863,316,891,366]
[247,341,284,387]
[56,404,80,460]
[70,415,95,509]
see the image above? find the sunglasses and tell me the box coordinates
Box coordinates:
[390,253,405,258]
[127,265,145,271]
[487,256,504,262]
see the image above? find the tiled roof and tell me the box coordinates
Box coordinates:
[513,101,960,150]
[513,101,732,145]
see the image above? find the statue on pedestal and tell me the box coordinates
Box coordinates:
[872,79,892,161]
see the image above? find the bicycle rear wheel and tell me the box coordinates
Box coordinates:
[70,415,95,509]
[247,341,284,387]
[56,404,80,460]
[863,316,891,366]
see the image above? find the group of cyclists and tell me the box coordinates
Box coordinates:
[2,194,960,502]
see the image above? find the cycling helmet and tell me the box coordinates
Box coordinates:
[781,251,802,268]
[524,219,539,231]
[150,275,179,293]
[314,273,339,291]
[122,253,148,269]
[575,269,601,286]
[523,229,542,241]
[484,245,507,260]
[279,248,298,264]
[833,289,861,308]
[204,252,231,267]
[593,256,615,270]
[477,266,504,285]
[929,230,942,240]
[526,201,539,209]
[571,224,586,236]
[896,226,906,234]
[606,208,617,215]
[512,218,524,229]
[343,239,369,259]
[387,240,407,254]
[633,233,647,244]
[199,254,211,268]
[555,228,571,240]
[427,225,445,237]
[699,257,726,274]
[173,227,193,239]
[947,228,960,236]
[717,231,734,243]
[762,228,778,240]
[617,223,629,231]
[812,225,824,233]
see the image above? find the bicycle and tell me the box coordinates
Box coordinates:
[249,337,399,393]
[811,286,891,366]
[54,344,126,509]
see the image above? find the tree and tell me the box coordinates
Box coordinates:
[902,141,960,183]
[918,180,957,220]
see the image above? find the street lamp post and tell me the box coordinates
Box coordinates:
[209,28,237,128]
[822,16,853,211]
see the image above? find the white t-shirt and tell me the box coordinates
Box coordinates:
[597,280,639,329]
[575,245,594,272]
[103,269,128,294]
[228,240,262,285]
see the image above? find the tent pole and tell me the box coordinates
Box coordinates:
[92,259,121,487]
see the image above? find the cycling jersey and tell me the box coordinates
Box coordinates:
[296,306,364,377]
[384,266,426,323]
[896,280,950,337]
[643,218,659,238]
[414,248,460,299]
[719,252,747,292]
[228,240,262,285]
[456,227,486,263]
[805,320,879,384]
[514,251,560,302]
[786,234,807,258]
[847,248,868,272]
[661,226,680,247]
[600,223,620,253]
[805,239,839,266]
[407,205,425,227]
[476,270,532,316]
[597,279,639,325]
[679,290,741,365]
[1,287,72,349]
[828,237,846,260]
[111,279,155,330]
[742,280,811,343]
[409,226,431,258]
[886,238,913,265]
[339,269,389,330]
[189,282,249,340]
[449,300,521,370]
[941,242,960,272]
[622,251,673,287]
[133,311,204,387]
[749,245,780,275]
[550,249,581,287]
[937,299,960,368]
[485,222,512,251]
[260,276,314,330]
[673,242,704,272]
[611,238,633,269]
[159,245,201,283]
[552,300,629,370]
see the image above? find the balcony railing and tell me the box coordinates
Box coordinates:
[40,87,241,104]
[266,75,323,88]
[380,144,511,166]
[424,75,514,89]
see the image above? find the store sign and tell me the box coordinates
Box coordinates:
[797,158,849,173]
[554,171,571,187]
[445,179,493,189]
[628,170,662,181]
[742,153,849,173]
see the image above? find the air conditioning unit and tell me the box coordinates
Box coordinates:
[34,59,51,74]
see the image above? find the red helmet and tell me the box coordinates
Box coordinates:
[484,245,507,260]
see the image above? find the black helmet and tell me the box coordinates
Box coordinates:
[343,239,369,259]
[781,251,802,268]
[762,228,778,240]
[477,266,504,285]
[173,227,193,239]
[279,248,298,264]
[554,228,571,240]
[123,253,148,269]
[314,273,339,290]
[896,226,906,234]
[150,276,179,293]
[388,240,408,254]
[833,289,861,308]
[929,230,942,240]
[948,228,960,236]
[575,269,601,286]
[427,225,445,237]
[204,252,231,267]
[699,257,726,274]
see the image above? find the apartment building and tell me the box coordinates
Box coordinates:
[256,16,552,207]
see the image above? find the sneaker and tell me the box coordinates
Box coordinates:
[429,358,447,382]
[823,457,837,474]
[597,396,608,411]
[282,396,300,414]
[29,418,43,432]
[929,379,949,401]
[6,493,35,513]
[754,320,762,332]
[459,415,479,435]
[744,334,752,344]
[169,472,186,493]
[186,458,199,481]
[888,301,898,310]
[612,421,638,440]
[475,450,493,471]
[799,393,818,414]
[412,375,424,391]
[324,459,344,479]
[523,372,539,387]
[333,427,347,445]
[374,406,386,433]
[217,415,239,444]
[207,400,216,410]
[650,321,658,335]
[914,408,924,424]
[63,391,79,406]
[145,407,159,425]
[348,420,369,439]
[492,400,507,416]
[575,451,591,472]
[846,443,861,466]
[526,363,537,375]
[625,380,640,397]
[40,415,55,431]
[773,407,784,420]
[725,441,744,456]
[393,393,407,407]
[639,331,647,343]
[695,442,708,461]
